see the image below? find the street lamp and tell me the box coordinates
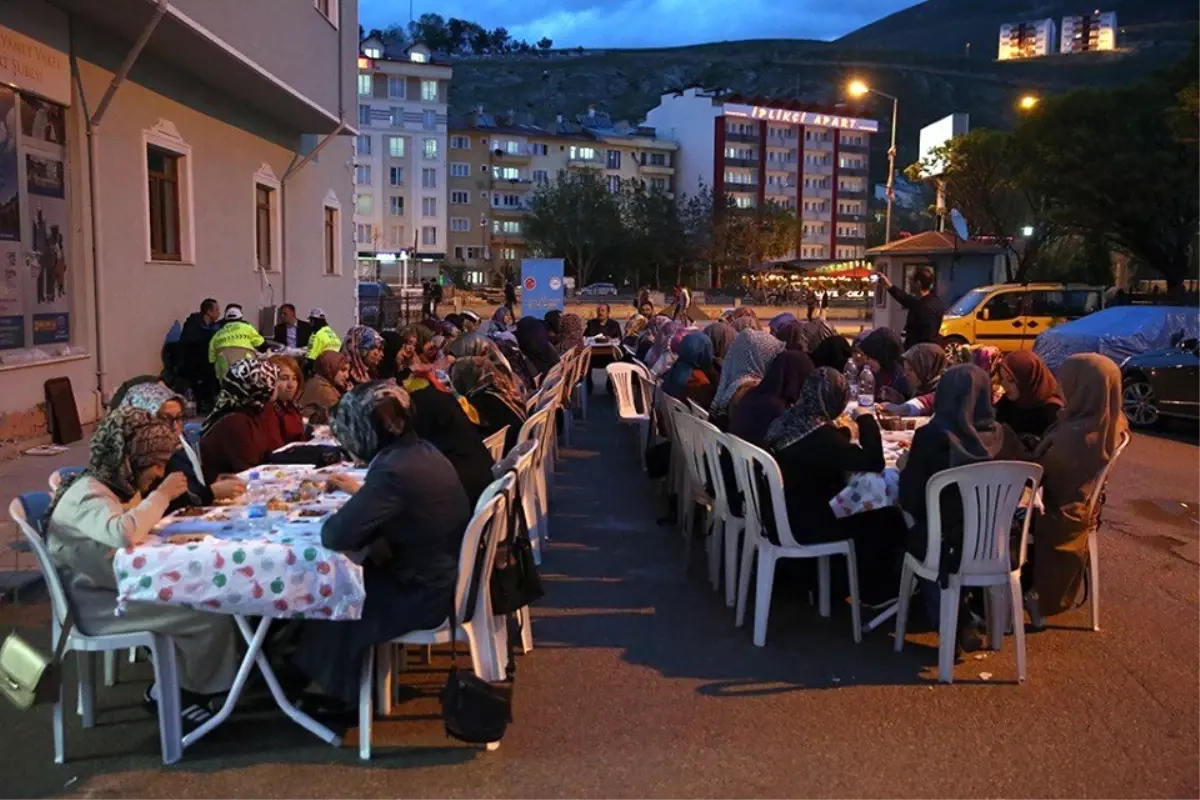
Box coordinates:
[847,79,899,244]
[1018,94,1040,111]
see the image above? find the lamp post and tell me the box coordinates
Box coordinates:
[1018,94,1040,111]
[848,79,899,245]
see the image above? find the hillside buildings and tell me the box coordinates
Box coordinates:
[645,88,878,263]
[997,18,1057,60]
[1061,11,1118,54]
[997,11,1118,59]
[0,0,358,438]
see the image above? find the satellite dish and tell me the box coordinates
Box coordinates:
[949,208,969,241]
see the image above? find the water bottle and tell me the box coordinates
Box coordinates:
[843,360,859,396]
[857,364,875,408]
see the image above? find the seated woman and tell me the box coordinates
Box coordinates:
[1030,353,1128,618]
[543,309,563,348]
[451,356,527,455]
[644,321,684,377]
[404,376,495,505]
[515,316,560,378]
[662,332,719,409]
[487,305,515,334]
[881,343,949,417]
[268,355,309,444]
[199,359,285,483]
[557,312,586,355]
[709,329,785,429]
[704,321,736,375]
[730,349,813,447]
[46,407,239,727]
[423,334,455,373]
[341,325,385,386]
[298,351,349,424]
[995,350,1064,442]
[810,334,852,371]
[292,381,470,706]
[856,327,912,401]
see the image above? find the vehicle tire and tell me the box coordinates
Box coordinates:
[942,335,969,360]
[1122,377,1160,428]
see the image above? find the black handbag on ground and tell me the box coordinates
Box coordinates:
[441,608,518,744]
[490,470,544,616]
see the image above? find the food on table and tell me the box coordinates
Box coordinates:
[267,496,290,512]
[174,506,208,517]
[297,508,328,518]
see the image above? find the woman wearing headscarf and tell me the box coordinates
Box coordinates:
[451,355,527,454]
[1029,353,1128,617]
[768,312,798,338]
[773,321,811,353]
[800,320,838,352]
[881,343,950,417]
[995,350,1065,441]
[487,305,514,334]
[298,350,349,424]
[543,309,563,347]
[514,316,560,378]
[810,334,853,371]
[557,312,586,355]
[856,327,912,401]
[46,407,239,727]
[405,374,496,505]
[729,349,814,447]
[199,359,284,483]
[730,314,759,333]
[644,320,683,372]
[709,329,785,427]
[662,332,719,409]
[341,325,384,386]
[292,381,469,706]
[651,325,688,378]
[704,321,737,374]
[267,354,308,444]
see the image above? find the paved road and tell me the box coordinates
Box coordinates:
[0,403,1196,798]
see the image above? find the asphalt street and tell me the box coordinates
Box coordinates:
[0,400,1196,798]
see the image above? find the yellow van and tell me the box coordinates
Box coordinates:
[939,283,1105,352]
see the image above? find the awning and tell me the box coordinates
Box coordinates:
[50,0,346,135]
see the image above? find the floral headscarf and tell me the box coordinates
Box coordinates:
[331,380,414,464]
[645,321,683,369]
[711,329,785,414]
[342,325,383,384]
[765,367,850,451]
[202,358,279,435]
[558,313,585,354]
[624,313,648,338]
[902,343,949,395]
[769,313,798,337]
[451,356,527,421]
[120,382,184,416]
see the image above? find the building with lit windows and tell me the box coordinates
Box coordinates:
[645,87,877,264]
[1060,11,1117,54]
[997,18,1057,60]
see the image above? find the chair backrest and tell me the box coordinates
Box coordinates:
[687,399,710,421]
[1084,430,1131,526]
[9,495,71,629]
[605,363,643,420]
[571,345,593,387]
[669,406,708,493]
[695,418,735,518]
[472,471,517,520]
[492,440,539,531]
[724,435,799,549]
[658,393,688,445]
[47,466,84,493]
[454,490,508,627]
[517,405,553,452]
[924,460,1044,578]
[482,426,509,464]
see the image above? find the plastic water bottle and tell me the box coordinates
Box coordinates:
[857,364,875,408]
[843,360,859,396]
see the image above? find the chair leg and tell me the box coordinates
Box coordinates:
[149,636,182,765]
[375,644,393,717]
[1009,573,1028,683]
[518,605,533,653]
[53,651,66,764]
[752,550,777,647]
[129,647,138,664]
[735,534,756,628]
[78,652,95,729]
[724,519,743,608]
[985,586,1006,651]
[937,585,962,684]
[845,546,862,644]
[894,563,915,652]
[707,513,722,591]
[103,650,116,687]
[817,555,831,618]
[358,648,374,761]
[1088,530,1101,632]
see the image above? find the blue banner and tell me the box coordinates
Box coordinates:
[520,258,564,315]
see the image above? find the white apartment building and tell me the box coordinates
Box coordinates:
[354,35,450,283]
[997,18,1057,60]
[1061,11,1118,54]
[645,88,877,263]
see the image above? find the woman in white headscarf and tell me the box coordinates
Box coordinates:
[709,329,784,426]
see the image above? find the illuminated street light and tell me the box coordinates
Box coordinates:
[1018,94,1040,111]
[848,79,870,98]
[1022,225,1035,237]
[846,79,899,244]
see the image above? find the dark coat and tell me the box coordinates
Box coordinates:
[886,285,946,350]
[273,320,313,348]
[410,386,496,506]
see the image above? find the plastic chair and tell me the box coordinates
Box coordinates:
[893,460,1043,684]
[46,467,84,493]
[517,407,554,546]
[1083,430,1131,632]
[9,496,185,764]
[483,426,510,465]
[726,438,863,647]
[570,345,594,422]
[686,399,710,421]
[606,363,651,469]
[696,421,744,606]
[359,489,508,759]
[669,408,715,573]
[473,471,534,659]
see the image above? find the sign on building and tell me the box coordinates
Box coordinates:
[520,258,564,315]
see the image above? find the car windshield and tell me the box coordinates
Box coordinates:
[948,288,988,316]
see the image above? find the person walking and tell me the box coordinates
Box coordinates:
[805,288,817,322]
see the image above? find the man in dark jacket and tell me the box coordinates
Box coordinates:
[879,266,945,349]
[584,302,622,339]
[179,298,221,411]
[273,303,312,349]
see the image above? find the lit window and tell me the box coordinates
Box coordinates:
[387,136,405,158]
[421,80,438,101]
[355,194,373,215]
[411,51,429,64]
[422,138,438,159]
[422,197,437,217]
[357,74,372,96]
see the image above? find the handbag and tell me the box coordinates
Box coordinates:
[490,469,544,616]
[440,606,518,744]
[0,613,73,711]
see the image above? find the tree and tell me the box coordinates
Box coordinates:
[489,27,511,54]
[752,201,799,265]
[524,170,625,287]
[537,37,554,53]
[469,26,492,54]
[623,182,691,287]
[408,13,449,51]
[681,186,757,288]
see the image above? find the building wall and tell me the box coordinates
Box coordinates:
[644,90,719,201]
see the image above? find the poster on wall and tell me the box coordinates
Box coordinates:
[20,96,66,147]
[0,245,23,349]
[0,86,19,242]
[28,152,68,344]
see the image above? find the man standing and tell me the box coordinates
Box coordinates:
[585,302,622,339]
[180,298,221,411]
[273,303,312,349]
[671,283,691,324]
[805,288,817,322]
[877,266,945,349]
[504,278,517,315]
[431,276,444,317]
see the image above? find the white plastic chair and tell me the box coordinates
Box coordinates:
[696,421,745,606]
[517,407,554,546]
[9,497,185,765]
[726,438,863,647]
[686,399,710,421]
[606,363,651,469]
[473,471,534,660]
[483,426,510,465]
[359,489,509,759]
[46,466,84,493]
[1083,430,1131,631]
[893,460,1043,684]
[669,407,715,573]
[570,345,594,422]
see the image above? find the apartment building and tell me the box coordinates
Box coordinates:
[445,107,677,285]
[645,88,876,263]
[0,0,357,438]
[1060,11,1117,54]
[354,34,451,283]
[997,18,1057,59]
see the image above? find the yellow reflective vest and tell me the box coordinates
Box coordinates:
[307,326,342,360]
[207,321,264,363]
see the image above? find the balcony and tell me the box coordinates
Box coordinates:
[567,155,603,169]
[837,212,867,223]
[837,231,867,241]
[839,141,870,153]
[837,188,867,199]
[638,159,675,176]
[724,156,758,169]
[493,148,532,164]
[801,232,829,244]
[805,138,835,152]
[838,164,868,176]
[803,186,832,199]
[725,130,759,143]
[491,202,530,216]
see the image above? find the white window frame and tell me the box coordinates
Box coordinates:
[251,162,282,273]
[450,162,470,178]
[387,135,405,159]
[450,189,469,204]
[423,138,438,160]
[355,193,373,217]
[450,135,470,150]
[142,118,195,264]
[314,0,339,28]
[357,74,371,96]
[388,166,404,187]
[421,80,438,102]
[387,75,406,99]
[421,226,437,246]
[355,164,372,185]
[322,189,343,276]
[422,197,437,217]
[389,196,404,216]
[421,168,437,189]
[450,217,470,232]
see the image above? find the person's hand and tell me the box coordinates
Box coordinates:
[852,404,876,420]
[876,271,891,288]
[211,475,247,502]
[326,473,361,495]
[880,402,906,416]
[879,385,906,404]
[158,472,190,501]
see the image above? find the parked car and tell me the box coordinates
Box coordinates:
[939,283,1105,353]
[1034,304,1200,373]
[578,282,618,297]
[1120,332,1200,427]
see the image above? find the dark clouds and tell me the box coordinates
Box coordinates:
[358,0,918,48]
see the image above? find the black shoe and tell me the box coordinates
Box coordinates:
[1023,590,1046,632]
[143,685,218,734]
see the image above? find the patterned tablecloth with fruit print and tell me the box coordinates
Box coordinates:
[113,466,366,620]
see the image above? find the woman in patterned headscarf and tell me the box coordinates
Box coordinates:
[45,407,239,724]
[557,312,586,355]
[341,325,385,385]
[451,355,527,454]
[710,329,785,423]
[294,380,469,706]
[198,358,283,482]
[704,321,737,374]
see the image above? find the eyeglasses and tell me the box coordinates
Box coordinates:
[159,412,184,427]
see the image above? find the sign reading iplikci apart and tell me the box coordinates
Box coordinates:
[0,24,71,107]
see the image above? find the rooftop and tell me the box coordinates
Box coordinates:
[866,230,1004,256]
